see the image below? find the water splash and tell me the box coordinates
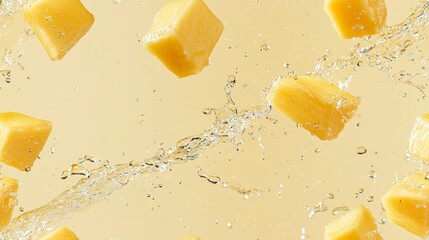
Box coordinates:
[0,0,31,70]
[313,0,429,95]
[0,81,271,239]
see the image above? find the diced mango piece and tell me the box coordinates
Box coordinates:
[0,112,52,171]
[0,176,18,230]
[38,226,79,240]
[382,172,429,237]
[182,237,202,240]
[23,0,94,60]
[325,0,387,39]
[325,205,383,240]
[143,0,224,78]
[267,76,360,140]
[408,114,429,161]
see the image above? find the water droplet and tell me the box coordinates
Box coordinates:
[357,146,367,155]
[49,146,55,154]
[315,148,321,153]
[367,195,374,202]
[227,222,232,229]
[425,172,429,180]
[202,108,213,115]
[326,193,334,199]
[369,169,377,179]
[260,42,270,51]
[359,188,365,193]
[45,16,52,22]
[19,207,24,212]
[25,167,31,172]
[332,206,349,215]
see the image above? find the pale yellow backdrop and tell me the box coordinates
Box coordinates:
[2,0,428,239]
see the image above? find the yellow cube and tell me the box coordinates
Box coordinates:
[0,112,52,171]
[325,0,387,39]
[0,176,18,230]
[38,226,79,240]
[325,205,382,240]
[267,76,360,140]
[382,172,429,238]
[408,114,429,161]
[23,0,94,60]
[143,0,224,78]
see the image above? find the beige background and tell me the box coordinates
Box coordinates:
[2,0,428,239]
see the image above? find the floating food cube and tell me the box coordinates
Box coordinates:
[38,226,79,240]
[23,0,95,60]
[267,76,360,140]
[182,237,202,240]
[325,205,382,240]
[0,176,18,230]
[143,0,224,78]
[382,172,429,238]
[408,114,429,161]
[325,0,387,39]
[0,112,52,171]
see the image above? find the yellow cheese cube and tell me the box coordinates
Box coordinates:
[38,226,79,240]
[382,172,429,237]
[325,0,387,39]
[143,0,224,78]
[23,0,94,60]
[267,76,360,140]
[408,114,429,161]
[0,176,18,230]
[0,112,52,171]
[325,205,382,240]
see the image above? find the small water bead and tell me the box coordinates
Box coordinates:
[19,207,24,212]
[44,16,52,22]
[49,146,55,154]
[378,218,387,225]
[300,228,309,240]
[425,172,429,180]
[368,169,377,179]
[315,148,321,153]
[359,188,364,193]
[202,108,213,115]
[308,202,328,218]
[260,42,270,51]
[332,206,349,215]
[24,167,31,172]
[227,222,232,229]
[357,146,367,155]
[367,196,374,202]
[61,164,90,179]
[326,193,335,199]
